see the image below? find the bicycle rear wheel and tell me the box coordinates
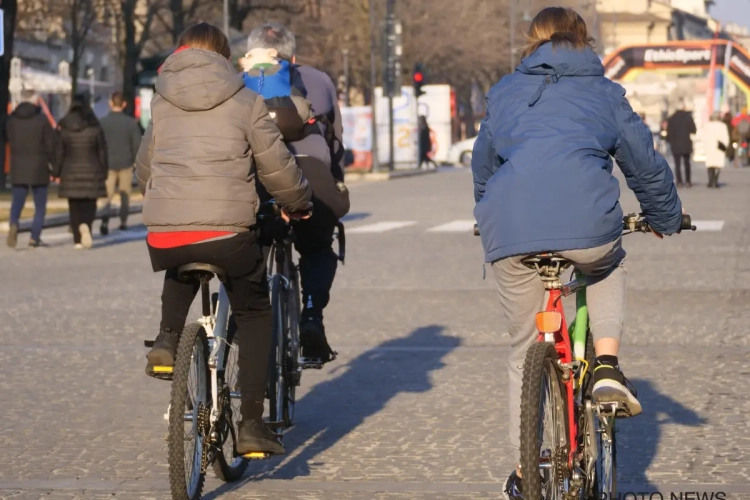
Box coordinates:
[519,342,570,500]
[268,275,286,425]
[283,260,300,427]
[168,323,210,500]
[213,314,249,481]
[595,414,617,497]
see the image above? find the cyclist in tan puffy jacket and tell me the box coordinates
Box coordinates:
[136,22,311,455]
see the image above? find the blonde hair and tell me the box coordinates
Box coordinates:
[521,7,594,59]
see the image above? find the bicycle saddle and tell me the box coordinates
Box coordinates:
[177,263,227,283]
[521,253,571,271]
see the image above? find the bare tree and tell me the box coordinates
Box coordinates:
[121,0,159,113]
[154,0,203,43]
[225,0,302,32]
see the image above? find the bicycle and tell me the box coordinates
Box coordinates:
[145,264,275,500]
[258,201,344,428]
[475,213,696,499]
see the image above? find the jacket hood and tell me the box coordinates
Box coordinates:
[156,48,244,112]
[517,44,604,106]
[518,43,604,77]
[13,102,40,119]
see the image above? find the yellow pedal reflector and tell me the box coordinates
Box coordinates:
[152,366,173,373]
[244,452,269,459]
[535,311,562,334]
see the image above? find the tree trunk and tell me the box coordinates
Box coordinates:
[0,0,18,188]
[70,54,80,96]
[122,1,138,115]
[170,0,184,43]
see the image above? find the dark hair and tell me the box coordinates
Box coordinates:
[110,91,125,108]
[521,7,594,59]
[178,22,231,59]
[66,93,100,127]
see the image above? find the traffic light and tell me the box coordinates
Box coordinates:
[413,63,425,97]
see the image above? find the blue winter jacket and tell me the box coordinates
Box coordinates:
[472,44,682,263]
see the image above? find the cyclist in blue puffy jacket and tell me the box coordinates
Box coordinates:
[471,8,683,499]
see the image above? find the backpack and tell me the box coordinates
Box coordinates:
[243,60,317,143]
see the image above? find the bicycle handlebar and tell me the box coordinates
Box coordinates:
[473,214,697,237]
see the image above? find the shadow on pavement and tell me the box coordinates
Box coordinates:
[617,378,707,490]
[340,212,371,223]
[203,324,459,498]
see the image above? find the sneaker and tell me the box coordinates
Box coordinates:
[119,224,129,231]
[592,362,642,417]
[100,221,109,236]
[300,317,335,362]
[236,419,285,455]
[28,239,48,248]
[6,223,18,248]
[74,243,84,250]
[503,470,524,500]
[146,328,180,370]
[79,224,93,249]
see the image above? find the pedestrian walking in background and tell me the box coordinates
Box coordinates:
[666,101,697,188]
[418,115,438,169]
[705,112,730,188]
[722,110,736,166]
[2,89,57,249]
[53,94,108,249]
[98,91,142,235]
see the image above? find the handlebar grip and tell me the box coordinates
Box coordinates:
[680,214,697,232]
[473,224,480,236]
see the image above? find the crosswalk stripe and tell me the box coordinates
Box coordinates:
[348,221,417,234]
[428,220,476,233]
[693,220,725,231]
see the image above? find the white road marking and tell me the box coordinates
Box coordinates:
[693,220,725,231]
[348,221,417,234]
[427,220,476,233]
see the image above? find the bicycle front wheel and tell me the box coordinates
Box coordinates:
[283,260,300,427]
[268,275,286,425]
[213,314,249,482]
[168,323,210,500]
[519,341,570,500]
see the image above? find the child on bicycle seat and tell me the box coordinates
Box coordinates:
[471,8,683,499]
[136,22,312,455]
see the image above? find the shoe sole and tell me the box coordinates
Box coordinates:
[592,379,642,417]
[146,347,175,367]
[6,225,18,248]
[237,437,286,456]
[79,224,93,249]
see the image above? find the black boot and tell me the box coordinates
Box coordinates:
[300,316,335,362]
[714,169,721,188]
[146,328,180,368]
[707,168,716,188]
[236,419,286,455]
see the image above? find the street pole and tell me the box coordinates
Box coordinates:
[386,0,396,172]
[342,49,350,107]
[223,0,229,36]
[87,67,94,106]
[368,0,380,172]
[510,0,516,73]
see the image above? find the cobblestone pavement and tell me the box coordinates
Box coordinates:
[1,166,749,499]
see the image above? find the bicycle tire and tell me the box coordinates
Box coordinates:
[212,314,249,481]
[268,274,286,425]
[595,416,617,497]
[168,323,210,500]
[519,341,570,500]
[283,261,300,427]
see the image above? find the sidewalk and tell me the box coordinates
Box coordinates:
[0,193,143,234]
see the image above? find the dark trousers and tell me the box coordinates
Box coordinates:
[673,154,691,185]
[292,207,338,322]
[707,167,721,187]
[68,198,97,244]
[148,231,271,422]
[10,185,48,242]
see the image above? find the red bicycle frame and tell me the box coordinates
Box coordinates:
[537,289,577,465]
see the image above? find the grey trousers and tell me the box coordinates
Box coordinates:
[491,238,627,462]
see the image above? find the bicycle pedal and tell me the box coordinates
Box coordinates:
[263,420,286,430]
[243,452,270,460]
[147,365,174,381]
[144,340,155,348]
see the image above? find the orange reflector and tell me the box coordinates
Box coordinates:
[536,311,562,334]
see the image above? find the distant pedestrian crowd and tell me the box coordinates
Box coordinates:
[3,89,142,249]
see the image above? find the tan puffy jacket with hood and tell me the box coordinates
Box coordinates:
[136,48,311,233]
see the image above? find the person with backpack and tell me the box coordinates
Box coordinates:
[243,24,350,364]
